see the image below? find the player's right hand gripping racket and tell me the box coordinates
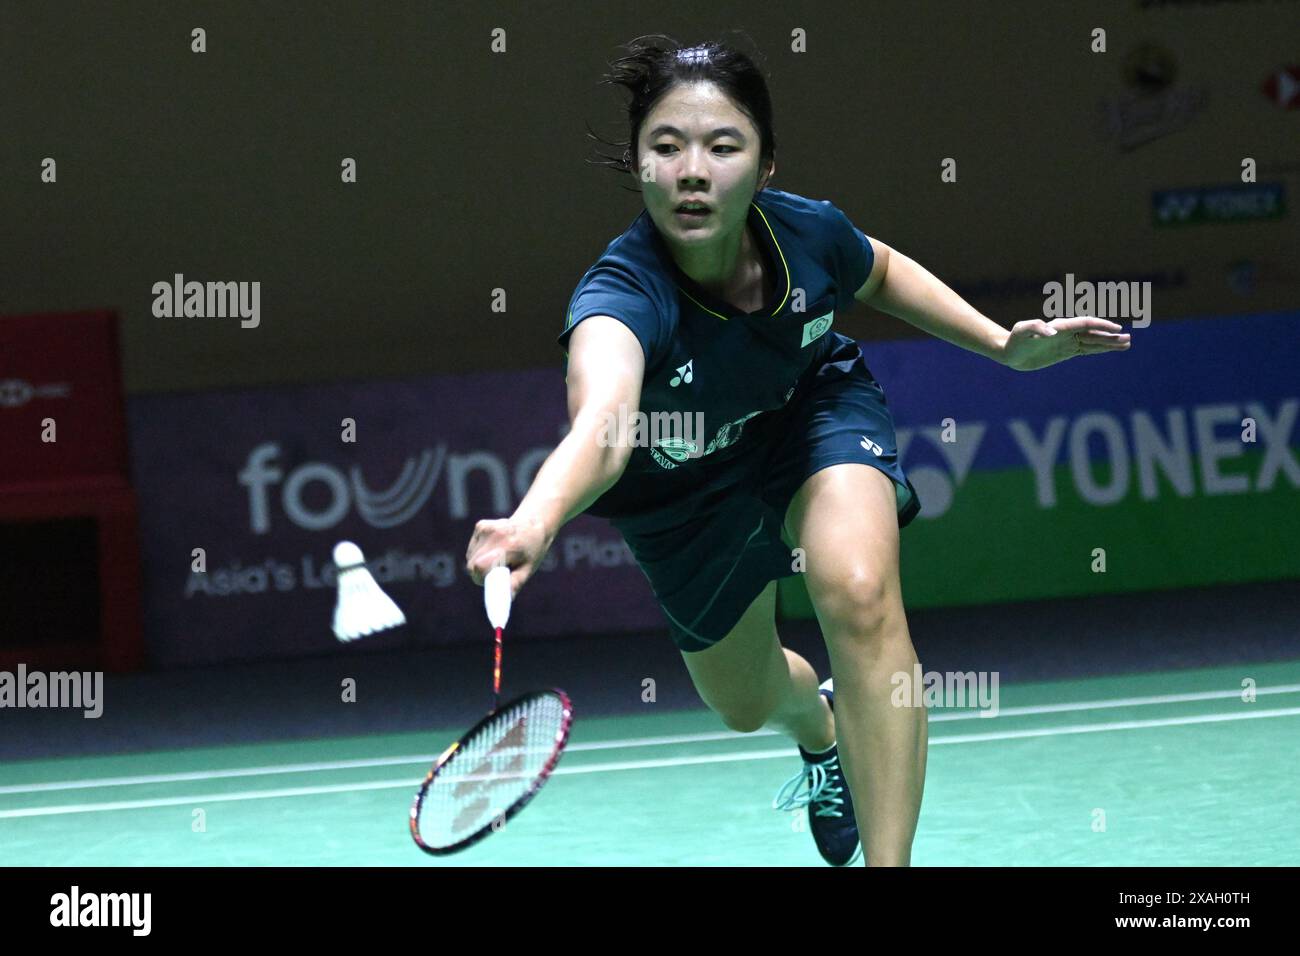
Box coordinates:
[409,565,574,855]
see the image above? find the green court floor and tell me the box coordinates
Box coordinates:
[3,661,1298,866]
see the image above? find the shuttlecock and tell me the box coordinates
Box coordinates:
[332,541,406,641]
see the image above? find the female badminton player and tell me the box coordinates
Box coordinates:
[464,35,1130,866]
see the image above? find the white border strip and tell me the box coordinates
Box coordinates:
[3,683,1296,796]
[2,704,1297,819]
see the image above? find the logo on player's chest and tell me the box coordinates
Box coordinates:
[800,311,834,347]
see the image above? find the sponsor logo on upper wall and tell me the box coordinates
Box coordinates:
[1152,182,1287,225]
[1262,66,1300,109]
[1098,43,1208,152]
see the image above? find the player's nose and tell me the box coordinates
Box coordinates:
[678,145,708,183]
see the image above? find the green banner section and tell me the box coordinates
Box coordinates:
[780,450,1299,617]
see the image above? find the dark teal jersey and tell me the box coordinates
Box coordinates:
[557,187,876,519]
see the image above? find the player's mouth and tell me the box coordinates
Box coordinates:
[675,200,712,222]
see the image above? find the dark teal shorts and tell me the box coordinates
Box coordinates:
[612,335,920,653]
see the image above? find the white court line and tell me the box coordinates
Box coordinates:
[1,683,1297,796]
[1,704,1298,820]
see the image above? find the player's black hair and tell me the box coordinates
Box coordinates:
[586,33,777,194]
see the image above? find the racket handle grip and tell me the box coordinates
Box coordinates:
[485,565,512,629]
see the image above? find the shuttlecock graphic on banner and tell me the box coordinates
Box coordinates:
[332,541,406,641]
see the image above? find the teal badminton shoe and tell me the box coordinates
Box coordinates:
[772,679,863,866]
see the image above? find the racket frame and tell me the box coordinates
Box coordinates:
[409,688,574,856]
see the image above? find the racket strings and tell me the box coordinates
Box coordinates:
[416,694,568,847]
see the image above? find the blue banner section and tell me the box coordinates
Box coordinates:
[862,310,1300,471]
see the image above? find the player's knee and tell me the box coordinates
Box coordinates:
[705,683,780,733]
[812,567,898,643]
[715,703,773,734]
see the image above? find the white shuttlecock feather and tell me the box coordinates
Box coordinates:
[332,541,406,641]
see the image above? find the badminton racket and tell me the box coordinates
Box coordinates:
[409,564,573,855]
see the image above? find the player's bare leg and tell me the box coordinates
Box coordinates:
[681,580,834,752]
[785,463,929,867]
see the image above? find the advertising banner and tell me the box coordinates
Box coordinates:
[129,312,1299,665]
[127,370,657,667]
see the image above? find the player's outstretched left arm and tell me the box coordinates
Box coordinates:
[853,238,1131,371]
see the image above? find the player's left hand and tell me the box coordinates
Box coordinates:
[1000,317,1131,371]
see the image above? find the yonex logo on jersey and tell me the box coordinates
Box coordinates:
[669,359,694,387]
[801,312,834,347]
[860,436,883,456]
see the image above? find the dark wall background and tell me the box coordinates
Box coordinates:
[3,0,1297,393]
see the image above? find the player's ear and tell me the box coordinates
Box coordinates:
[758,157,776,190]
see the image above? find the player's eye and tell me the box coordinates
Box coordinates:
[653,144,739,154]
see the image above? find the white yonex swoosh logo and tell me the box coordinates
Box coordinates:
[669,359,694,387]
